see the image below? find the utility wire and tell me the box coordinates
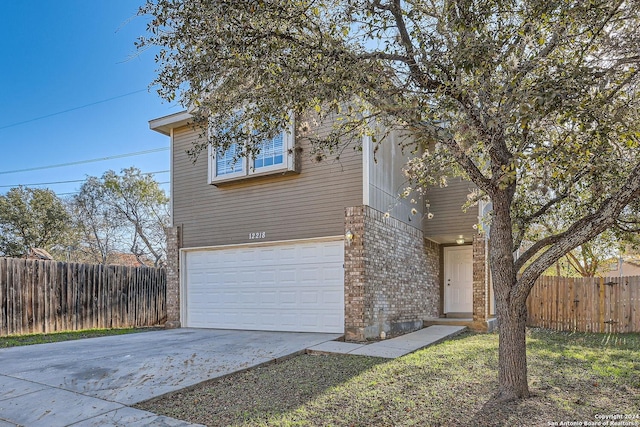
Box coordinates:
[57,181,170,196]
[0,89,148,130]
[0,170,170,188]
[0,148,169,175]
[0,179,85,188]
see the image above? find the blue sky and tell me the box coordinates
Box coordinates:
[0,0,180,197]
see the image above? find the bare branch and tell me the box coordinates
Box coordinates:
[513,160,640,305]
[512,169,588,251]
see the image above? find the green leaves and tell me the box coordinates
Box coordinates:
[73,168,170,267]
[0,187,70,258]
[139,0,640,270]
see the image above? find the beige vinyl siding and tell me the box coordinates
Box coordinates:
[172,125,363,248]
[367,130,422,227]
[423,178,478,244]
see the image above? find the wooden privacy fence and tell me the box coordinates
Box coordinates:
[0,257,167,336]
[526,275,640,333]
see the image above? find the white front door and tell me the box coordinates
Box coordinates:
[444,246,473,313]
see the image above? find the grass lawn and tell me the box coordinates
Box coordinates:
[136,329,640,427]
[0,327,159,348]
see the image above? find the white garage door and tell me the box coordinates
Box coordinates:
[184,239,344,333]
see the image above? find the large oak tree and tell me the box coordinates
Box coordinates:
[138,0,640,400]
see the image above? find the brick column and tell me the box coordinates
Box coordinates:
[344,206,366,341]
[165,225,181,329]
[472,233,488,330]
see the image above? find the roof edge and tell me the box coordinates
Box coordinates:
[149,111,192,135]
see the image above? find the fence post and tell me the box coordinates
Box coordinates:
[599,277,605,333]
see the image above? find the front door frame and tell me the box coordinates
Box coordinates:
[443,245,474,314]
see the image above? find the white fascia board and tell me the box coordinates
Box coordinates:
[149,111,192,135]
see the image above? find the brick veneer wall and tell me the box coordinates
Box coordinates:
[344,207,366,340]
[345,206,440,341]
[165,225,181,329]
[472,233,488,330]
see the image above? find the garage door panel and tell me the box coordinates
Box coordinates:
[298,245,320,260]
[279,291,297,305]
[321,243,344,261]
[220,271,237,282]
[278,268,297,283]
[258,247,278,262]
[322,289,344,304]
[238,272,258,284]
[260,291,278,305]
[260,270,277,283]
[276,246,297,262]
[323,266,344,281]
[298,314,318,327]
[185,240,344,333]
[299,267,322,282]
[300,291,319,304]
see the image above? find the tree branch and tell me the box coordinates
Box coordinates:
[565,251,586,276]
[358,51,413,63]
[381,0,438,92]
[440,137,493,193]
[512,160,640,305]
[512,169,588,252]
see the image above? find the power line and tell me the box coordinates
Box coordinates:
[0,148,169,175]
[0,170,170,188]
[0,179,85,188]
[0,89,148,130]
[57,181,170,197]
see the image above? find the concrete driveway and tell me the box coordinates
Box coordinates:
[0,329,340,426]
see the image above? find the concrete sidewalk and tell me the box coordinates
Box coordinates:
[307,325,467,358]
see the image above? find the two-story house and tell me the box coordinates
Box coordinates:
[150,111,492,341]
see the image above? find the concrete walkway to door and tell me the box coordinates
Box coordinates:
[0,329,341,426]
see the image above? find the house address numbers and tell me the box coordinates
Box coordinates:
[249,232,266,240]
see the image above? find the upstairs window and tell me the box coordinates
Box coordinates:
[214,143,245,178]
[252,133,285,170]
[208,121,296,184]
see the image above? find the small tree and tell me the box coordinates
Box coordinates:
[139,0,640,400]
[564,239,616,278]
[70,177,127,265]
[73,168,170,267]
[0,187,70,258]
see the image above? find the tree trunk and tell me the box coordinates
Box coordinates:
[496,296,530,400]
[490,186,530,400]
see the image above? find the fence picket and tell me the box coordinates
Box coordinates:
[32,261,40,333]
[0,257,166,336]
[0,258,6,335]
[14,260,22,335]
[527,274,640,333]
[631,276,638,331]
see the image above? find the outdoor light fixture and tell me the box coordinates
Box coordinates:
[456,235,465,245]
[345,230,354,246]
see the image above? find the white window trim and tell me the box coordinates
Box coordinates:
[248,126,295,176]
[208,116,296,185]
[208,144,246,183]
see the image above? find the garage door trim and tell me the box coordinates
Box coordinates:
[179,236,345,331]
